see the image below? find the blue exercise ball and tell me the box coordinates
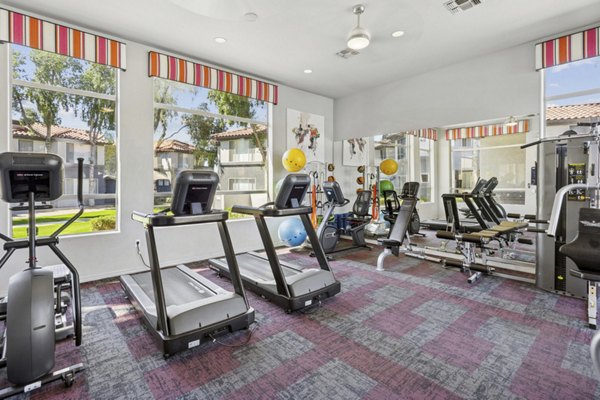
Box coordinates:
[278,218,307,247]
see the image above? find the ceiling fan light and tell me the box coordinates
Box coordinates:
[347,27,370,50]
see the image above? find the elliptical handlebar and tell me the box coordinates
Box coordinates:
[77,157,83,207]
[51,158,85,239]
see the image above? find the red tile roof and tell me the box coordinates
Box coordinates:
[12,121,111,144]
[212,125,267,141]
[154,139,195,153]
[546,103,600,121]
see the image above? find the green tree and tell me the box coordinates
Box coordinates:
[13,50,79,153]
[104,141,117,177]
[11,51,38,130]
[152,86,264,180]
[153,78,177,149]
[73,63,116,199]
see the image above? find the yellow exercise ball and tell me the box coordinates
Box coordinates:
[282,148,306,172]
[380,159,398,175]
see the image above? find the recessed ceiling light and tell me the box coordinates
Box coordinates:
[391,30,405,38]
[244,12,258,22]
[303,69,313,74]
[214,37,227,44]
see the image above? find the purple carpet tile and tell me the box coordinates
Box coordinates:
[0,243,598,399]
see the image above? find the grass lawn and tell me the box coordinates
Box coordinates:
[10,205,251,239]
[11,208,117,239]
[12,209,117,225]
[12,220,97,238]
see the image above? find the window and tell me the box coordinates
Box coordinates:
[373,133,435,202]
[418,138,434,202]
[451,134,526,204]
[544,56,600,137]
[229,178,256,191]
[153,79,269,218]
[374,133,410,189]
[18,139,33,152]
[66,143,74,163]
[10,44,119,237]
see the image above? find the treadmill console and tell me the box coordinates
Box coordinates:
[0,152,63,203]
[171,170,219,215]
[275,174,310,209]
[323,182,345,205]
[471,178,487,195]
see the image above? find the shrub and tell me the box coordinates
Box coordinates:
[91,216,116,231]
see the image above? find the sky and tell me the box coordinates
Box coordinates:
[544,56,600,106]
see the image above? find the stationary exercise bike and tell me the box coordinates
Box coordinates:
[315,182,371,257]
[0,152,84,398]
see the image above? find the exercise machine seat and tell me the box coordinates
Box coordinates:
[347,191,372,225]
[560,208,600,273]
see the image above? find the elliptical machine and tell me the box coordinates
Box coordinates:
[315,182,371,257]
[0,152,85,398]
[382,182,423,236]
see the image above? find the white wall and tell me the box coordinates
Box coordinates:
[0,41,334,295]
[334,43,540,140]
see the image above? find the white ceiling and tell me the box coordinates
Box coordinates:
[4,0,600,98]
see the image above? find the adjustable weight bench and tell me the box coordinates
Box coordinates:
[376,197,417,271]
[435,230,497,283]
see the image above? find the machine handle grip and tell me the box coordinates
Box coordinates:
[77,158,84,207]
[527,228,547,233]
[520,140,542,149]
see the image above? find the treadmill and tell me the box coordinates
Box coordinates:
[120,170,254,357]
[209,174,341,313]
[421,180,488,232]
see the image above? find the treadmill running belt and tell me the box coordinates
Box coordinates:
[132,268,215,306]
[234,253,299,280]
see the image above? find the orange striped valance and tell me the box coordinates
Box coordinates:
[535,26,599,70]
[149,51,278,105]
[406,128,437,141]
[0,8,126,69]
[446,120,529,140]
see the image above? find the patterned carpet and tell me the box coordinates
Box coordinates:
[1,245,598,399]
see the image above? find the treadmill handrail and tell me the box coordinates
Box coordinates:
[232,204,313,217]
[132,210,229,226]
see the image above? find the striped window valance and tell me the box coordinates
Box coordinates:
[445,120,530,140]
[149,51,278,105]
[535,26,599,70]
[406,128,437,141]
[0,9,126,70]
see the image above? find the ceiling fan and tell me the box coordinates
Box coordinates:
[336,4,372,59]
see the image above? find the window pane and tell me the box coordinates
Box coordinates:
[12,45,116,95]
[10,45,119,237]
[451,134,526,204]
[374,133,410,189]
[154,79,268,123]
[153,80,269,218]
[544,56,600,102]
[419,138,433,202]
